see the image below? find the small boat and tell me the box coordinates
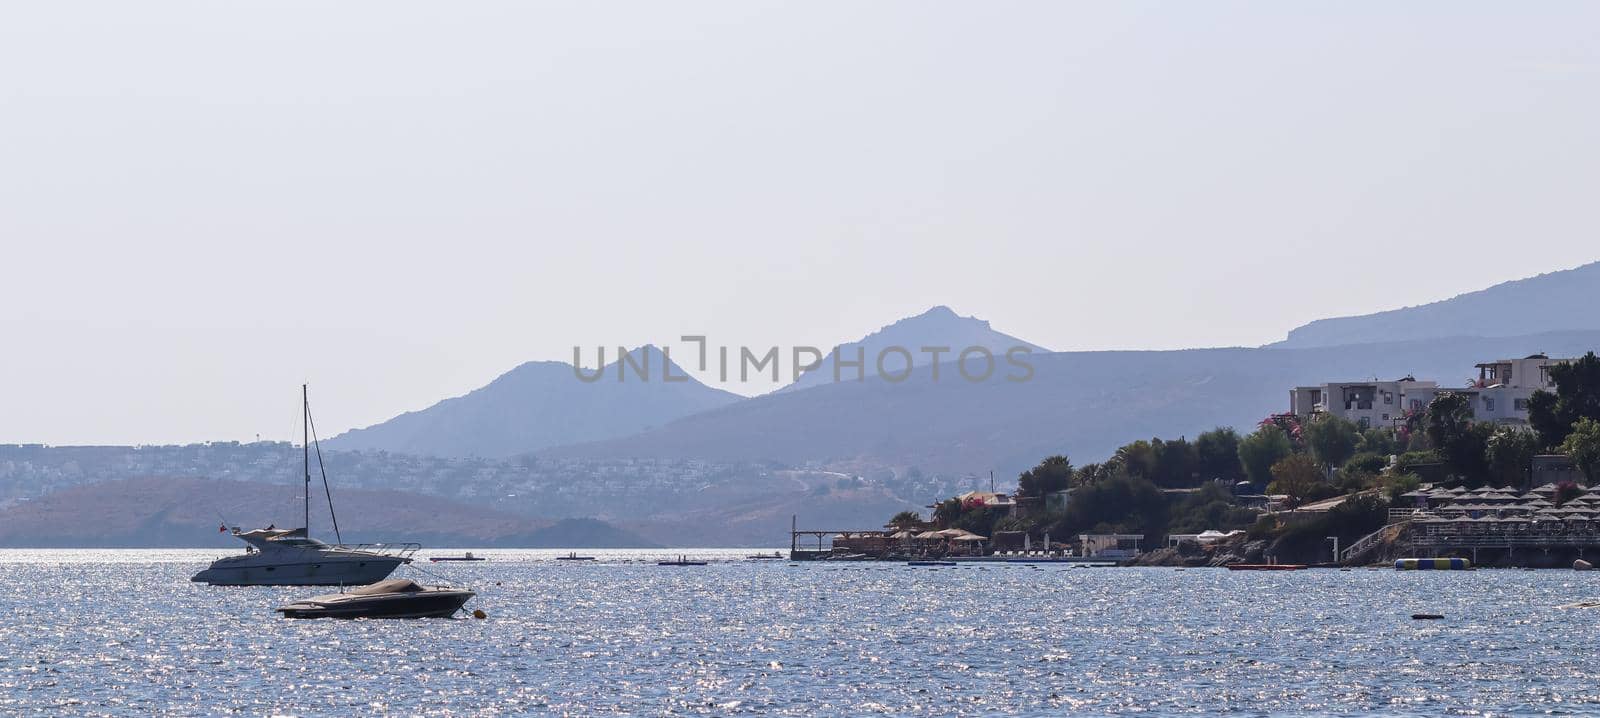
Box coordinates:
[658,555,707,566]
[555,552,596,561]
[907,560,957,567]
[276,579,474,619]
[1226,563,1307,571]
[429,552,485,562]
[746,552,784,560]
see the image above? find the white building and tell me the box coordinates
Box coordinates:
[1289,377,1436,430]
[1290,355,1573,428]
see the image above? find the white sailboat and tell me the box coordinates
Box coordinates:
[191,386,419,586]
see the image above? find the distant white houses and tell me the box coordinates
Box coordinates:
[1290,355,1573,428]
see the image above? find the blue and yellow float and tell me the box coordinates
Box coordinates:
[1395,557,1471,570]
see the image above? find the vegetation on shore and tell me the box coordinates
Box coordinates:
[896,352,1600,562]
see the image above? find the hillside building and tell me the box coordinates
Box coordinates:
[1290,355,1574,427]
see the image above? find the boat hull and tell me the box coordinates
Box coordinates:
[192,556,405,586]
[277,591,474,619]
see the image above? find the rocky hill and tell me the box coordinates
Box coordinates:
[1274,260,1600,348]
[327,345,741,458]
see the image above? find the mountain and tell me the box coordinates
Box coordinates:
[1275,260,1600,348]
[550,330,1600,479]
[327,345,741,458]
[778,305,1048,394]
[0,477,660,548]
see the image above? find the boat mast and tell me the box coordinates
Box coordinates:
[303,383,310,534]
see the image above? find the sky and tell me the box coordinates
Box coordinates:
[2,2,1598,445]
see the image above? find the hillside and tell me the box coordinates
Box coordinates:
[1275,260,1600,348]
[327,345,741,458]
[778,306,1048,394]
[0,477,659,548]
[548,330,1600,479]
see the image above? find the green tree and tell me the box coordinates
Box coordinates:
[886,510,923,530]
[1046,474,1167,541]
[1237,425,1292,487]
[1016,455,1074,497]
[1195,427,1244,481]
[1304,414,1360,474]
[1356,427,1399,456]
[1115,440,1157,479]
[1485,427,1540,488]
[1562,417,1600,484]
[1426,393,1490,484]
[1530,352,1600,448]
[1268,453,1323,509]
[1150,437,1199,487]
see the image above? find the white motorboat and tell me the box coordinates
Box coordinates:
[191,385,420,586]
[276,579,474,619]
[191,527,417,586]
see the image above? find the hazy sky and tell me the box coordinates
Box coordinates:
[3,2,1597,445]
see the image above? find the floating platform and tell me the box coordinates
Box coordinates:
[1395,558,1472,570]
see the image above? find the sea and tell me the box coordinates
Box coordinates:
[2,548,1598,716]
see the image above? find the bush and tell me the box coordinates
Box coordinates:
[1344,452,1389,475]
[1383,472,1422,502]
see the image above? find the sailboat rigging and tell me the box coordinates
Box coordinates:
[189,385,419,586]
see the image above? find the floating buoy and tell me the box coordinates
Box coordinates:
[472,609,487,619]
[1411,614,1444,620]
[1575,559,1593,571]
[1395,558,1471,570]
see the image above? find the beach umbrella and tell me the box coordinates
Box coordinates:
[951,534,987,541]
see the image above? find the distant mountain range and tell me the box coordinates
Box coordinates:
[1274,260,1600,348]
[0,477,659,548]
[327,345,740,458]
[550,330,1600,479]
[777,305,1047,393]
[8,259,1599,546]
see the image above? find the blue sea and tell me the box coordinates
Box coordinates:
[2,549,1599,716]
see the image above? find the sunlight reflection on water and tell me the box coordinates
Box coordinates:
[2,550,1599,716]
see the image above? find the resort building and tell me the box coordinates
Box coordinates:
[1289,355,1574,428]
[1288,377,1435,429]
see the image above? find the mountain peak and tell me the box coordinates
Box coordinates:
[775,306,1047,394]
[325,343,740,458]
